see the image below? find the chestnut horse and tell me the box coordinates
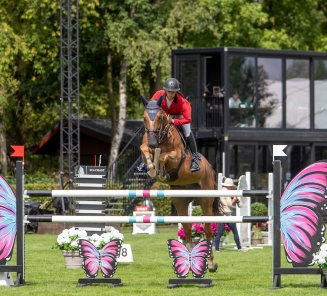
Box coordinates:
[139,95,221,272]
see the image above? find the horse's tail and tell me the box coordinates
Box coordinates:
[204,158,223,216]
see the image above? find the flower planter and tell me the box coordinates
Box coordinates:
[321,269,327,277]
[62,250,83,269]
[261,231,269,244]
[251,237,262,245]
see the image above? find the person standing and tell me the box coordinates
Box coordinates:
[152,78,201,172]
[215,178,248,252]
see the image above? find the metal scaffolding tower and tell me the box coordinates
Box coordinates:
[60,0,80,182]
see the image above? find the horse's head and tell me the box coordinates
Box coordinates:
[141,95,167,149]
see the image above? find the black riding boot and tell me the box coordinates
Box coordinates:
[187,133,201,172]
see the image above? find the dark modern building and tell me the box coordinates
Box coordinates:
[172,47,327,190]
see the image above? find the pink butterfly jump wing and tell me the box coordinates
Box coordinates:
[78,239,122,278]
[0,175,17,264]
[280,162,327,267]
[167,239,212,278]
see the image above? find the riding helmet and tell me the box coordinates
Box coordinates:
[163,78,180,92]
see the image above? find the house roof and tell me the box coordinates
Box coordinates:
[31,119,143,155]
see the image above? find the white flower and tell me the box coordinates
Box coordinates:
[63,236,71,244]
[115,233,124,240]
[60,232,69,239]
[68,227,78,237]
[78,230,87,238]
[320,250,327,258]
[101,233,111,243]
[91,234,102,242]
[71,240,78,248]
[321,244,327,251]
[93,240,100,248]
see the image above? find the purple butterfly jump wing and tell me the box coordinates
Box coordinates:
[280,162,327,267]
[0,175,17,264]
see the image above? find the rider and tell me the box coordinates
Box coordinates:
[151,78,201,172]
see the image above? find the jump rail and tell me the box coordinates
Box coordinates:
[25,215,271,224]
[24,189,270,198]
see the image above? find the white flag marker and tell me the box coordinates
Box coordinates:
[273,145,287,159]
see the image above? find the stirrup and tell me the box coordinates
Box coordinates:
[190,157,200,172]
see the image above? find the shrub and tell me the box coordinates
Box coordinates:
[251,202,268,238]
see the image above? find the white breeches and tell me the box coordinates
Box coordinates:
[174,115,191,137]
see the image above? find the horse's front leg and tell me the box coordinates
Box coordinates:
[200,198,218,273]
[140,143,156,178]
[181,223,192,252]
[204,222,218,272]
[157,150,178,181]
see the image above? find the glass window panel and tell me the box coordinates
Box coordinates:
[314,60,327,129]
[257,58,282,128]
[285,145,311,182]
[315,146,327,161]
[228,144,255,188]
[228,56,255,128]
[258,145,273,191]
[286,59,310,129]
[179,60,197,97]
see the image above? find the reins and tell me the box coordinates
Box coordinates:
[144,107,172,144]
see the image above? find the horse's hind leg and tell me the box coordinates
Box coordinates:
[196,169,218,272]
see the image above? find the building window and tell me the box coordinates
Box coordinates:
[285,145,311,182]
[257,58,282,128]
[286,59,310,129]
[314,60,327,129]
[258,145,273,190]
[179,60,198,97]
[229,144,255,188]
[315,146,327,161]
[228,56,255,128]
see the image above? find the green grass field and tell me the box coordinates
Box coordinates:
[0,226,324,295]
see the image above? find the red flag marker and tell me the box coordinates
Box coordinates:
[11,145,25,162]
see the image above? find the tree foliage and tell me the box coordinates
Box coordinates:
[1,0,327,174]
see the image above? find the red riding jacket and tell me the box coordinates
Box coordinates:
[151,90,192,126]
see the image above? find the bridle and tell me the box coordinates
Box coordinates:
[144,104,171,144]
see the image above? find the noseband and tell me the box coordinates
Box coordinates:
[144,102,171,144]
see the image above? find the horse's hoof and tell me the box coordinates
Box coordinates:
[208,262,218,272]
[147,170,156,178]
